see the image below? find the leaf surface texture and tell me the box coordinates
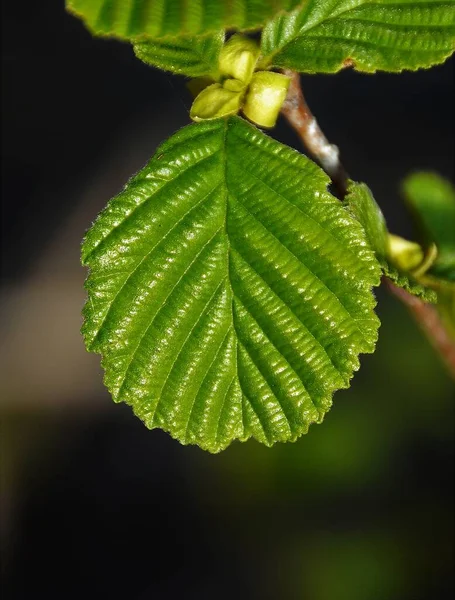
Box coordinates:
[133,31,224,77]
[82,117,381,452]
[261,0,455,73]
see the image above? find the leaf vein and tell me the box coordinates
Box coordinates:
[237,340,294,436]
[229,194,366,342]
[88,181,223,347]
[183,326,233,443]
[153,276,228,419]
[233,293,316,407]
[229,246,343,377]
[84,149,221,263]
[116,226,224,401]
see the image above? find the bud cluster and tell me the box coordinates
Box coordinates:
[190,35,290,128]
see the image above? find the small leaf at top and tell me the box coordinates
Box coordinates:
[218,34,260,83]
[346,181,437,302]
[82,117,381,453]
[67,0,302,40]
[403,172,455,281]
[261,0,455,73]
[133,31,224,78]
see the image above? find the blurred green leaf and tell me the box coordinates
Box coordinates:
[82,117,380,452]
[402,172,455,338]
[67,0,302,39]
[436,281,455,339]
[261,0,455,73]
[403,172,455,281]
[299,532,407,600]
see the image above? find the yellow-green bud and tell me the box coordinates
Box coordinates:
[223,78,246,93]
[387,234,426,273]
[218,34,260,84]
[190,83,243,122]
[243,71,290,128]
[186,77,215,99]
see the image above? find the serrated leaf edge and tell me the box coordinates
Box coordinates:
[82,118,381,452]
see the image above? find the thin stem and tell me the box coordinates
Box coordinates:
[384,278,455,379]
[280,69,455,377]
[280,69,349,198]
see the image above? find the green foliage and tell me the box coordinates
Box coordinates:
[133,31,224,77]
[71,0,455,450]
[403,172,455,281]
[402,172,455,338]
[67,0,301,39]
[346,182,437,302]
[188,35,259,122]
[82,117,381,452]
[383,264,438,303]
[345,182,388,258]
[186,35,291,127]
[261,0,455,73]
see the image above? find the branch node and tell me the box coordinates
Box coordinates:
[280,70,348,198]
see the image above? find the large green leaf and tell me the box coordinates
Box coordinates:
[346,181,437,302]
[403,172,455,281]
[133,31,224,77]
[82,117,381,452]
[261,0,455,73]
[67,0,301,39]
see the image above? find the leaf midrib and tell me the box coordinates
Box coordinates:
[222,120,334,432]
[217,119,311,435]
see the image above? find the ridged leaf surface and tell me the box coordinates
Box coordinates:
[67,0,301,39]
[82,117,381,452]
[133,31,224,77]
[261,0,455,73]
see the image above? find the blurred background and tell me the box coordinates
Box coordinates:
[1,2,454,599]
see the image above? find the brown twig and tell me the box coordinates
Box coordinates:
[384,278,455,379]
[280,70,455,377]
[280,69,349,198]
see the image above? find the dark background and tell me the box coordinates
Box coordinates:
[1,2,454,599]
